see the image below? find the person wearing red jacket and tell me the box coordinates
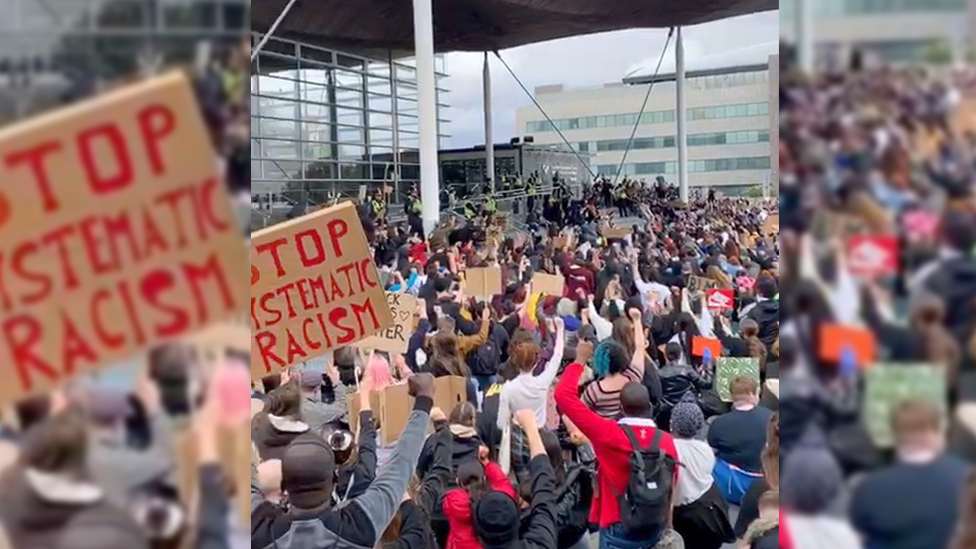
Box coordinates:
[443,446,517,549]
[554,339,680,548]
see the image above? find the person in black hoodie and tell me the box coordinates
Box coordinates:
[657,342,713,431]
[914,210,976,353]
[743,275,780,350]
[467,301,511,401]
[417,401,482,482]
[251,380,310,461]
[378,419,453,549]
[472,410,558,549]
[538,431,592,549]
[0,412,149,549]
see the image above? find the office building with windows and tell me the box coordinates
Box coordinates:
[780,0,971,66]
[251,35,451,213]
[0,0,247,121]
[517,42,776,195]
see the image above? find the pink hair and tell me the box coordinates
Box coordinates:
[366,354,395,391]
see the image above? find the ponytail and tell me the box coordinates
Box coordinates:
[740,318,767,371]
[457,461,488,518]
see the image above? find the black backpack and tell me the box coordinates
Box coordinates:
[614,425,676,540]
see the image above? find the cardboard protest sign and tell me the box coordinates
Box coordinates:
[820,324,876,368]
[465,268,502,297]
[687,276,720,294]
[706,289,734,310]
[847,235,898,277]
[553,233,575,250]
[864,365,946,447]
[250,202,393,379]
[0,72,247,406]
[762,214,779,236]
[691,336,722,358]
[602,226,631,240]
[356,292,417,354]
[715,357,761,402]
[347,388,383,435]
[532,273,565,297]
[375,376,467,445]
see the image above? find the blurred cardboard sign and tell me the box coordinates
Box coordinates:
[820,324,876,367]
[847,235,898,277]
[953,99,976,136]
[251,202,392,380]
[532,273,565,297]
[465,268,502,297]
[375,376,466,445]
[602,227,631,240]
[348,389,383,435]
[811,212,864,239]
[864,364,946,447]
[553,233,575,250]
[715,357,761,402]
[762,214,779,236]
[687,276,720,294]
[356,292,417,354]
[189,318,249,354]
[175,422,251,527]
[706,289,734,311]
[691,336,722,358]
[0,72,247,406]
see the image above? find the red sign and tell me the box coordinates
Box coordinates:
[250,202,393,378]
[847,235,898,277]
[0,73,247,405]
[706,289,734,310]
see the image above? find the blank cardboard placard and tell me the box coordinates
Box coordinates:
[356,292,417,354]
[602,227,631,240]
[553,233,575,249]
[532,273,565,296]
[820,324,876,367]
[375,376,467,445]
[715,357,761,402]
[692,336,722,358]
[762,214,779,236]
[347,388,383,435]
[863,365,946,447]
[465,268,502,297]
[0,72,247,407]
[250,202,393,379]
[687,276,720,294]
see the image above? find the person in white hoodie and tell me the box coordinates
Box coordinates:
[781,427,860,549]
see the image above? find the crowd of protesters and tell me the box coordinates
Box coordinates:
[778,53,976,549]
[251,175,780,549]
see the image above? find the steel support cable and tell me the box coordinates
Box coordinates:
[252,0,301,62]
[612,26,674,186]
[493,50,597,181]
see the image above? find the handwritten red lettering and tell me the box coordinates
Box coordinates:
[138,104,175,176]
[78,123,133,195]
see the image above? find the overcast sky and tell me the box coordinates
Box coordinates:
[442,10,780,148]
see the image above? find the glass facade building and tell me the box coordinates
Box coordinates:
[0,0,247,121]
[251,34,451,208]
